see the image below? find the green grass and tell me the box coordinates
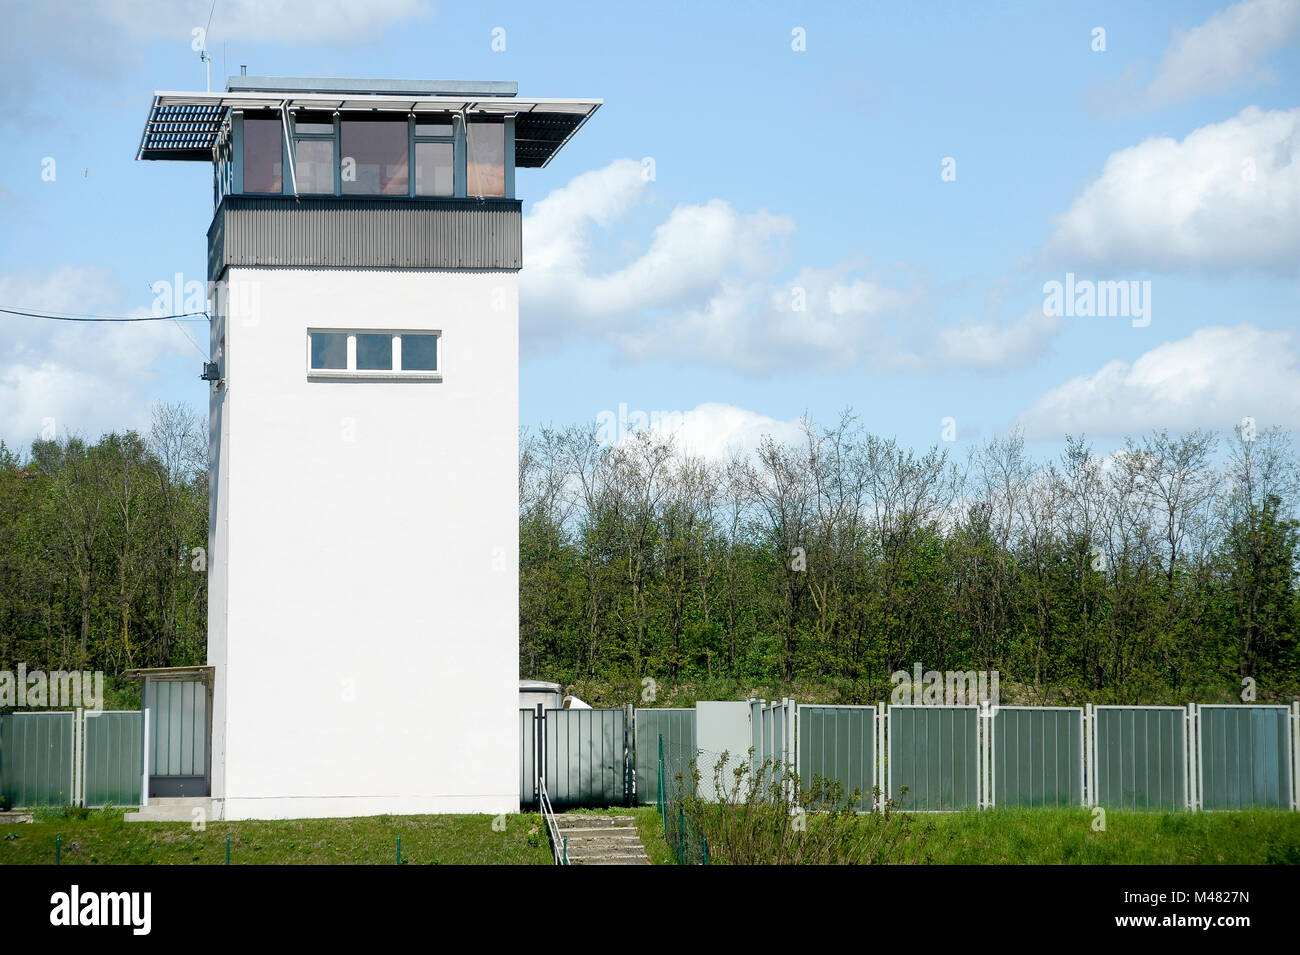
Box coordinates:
[7,805,1294,865]
[0,811,554,865]
[916,808,1300,864]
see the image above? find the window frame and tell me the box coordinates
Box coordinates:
[306,329,442,381]
[290,109,339,196]
[412,112,458,198]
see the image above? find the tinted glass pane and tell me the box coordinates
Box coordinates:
[341,120,409,195]
[415,115,453,136]
[295,139,334,194]
[243,118,282,193]
[294,111,334,134]
[310,332,347,370]
[400,334,438,371]
[415,142,453,197]
[356,333,393,370]
[467,120,505,196]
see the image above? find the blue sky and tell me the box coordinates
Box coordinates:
[1,0,1297,462]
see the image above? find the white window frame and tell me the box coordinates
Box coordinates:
[307,329,442,381]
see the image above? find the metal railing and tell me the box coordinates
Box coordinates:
[538,776,568,866]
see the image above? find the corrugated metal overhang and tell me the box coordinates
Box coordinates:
[207,196,523,281]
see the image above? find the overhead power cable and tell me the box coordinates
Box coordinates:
[0,306,209,323]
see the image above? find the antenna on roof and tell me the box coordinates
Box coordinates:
[197,0,219,91]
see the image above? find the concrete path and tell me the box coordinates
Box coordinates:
[554,814,650,865]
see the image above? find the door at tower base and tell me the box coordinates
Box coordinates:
[207,267,520,819]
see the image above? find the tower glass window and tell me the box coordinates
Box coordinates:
[341,119,409,195]
[415,142,454,197]
[466,119,505,196]
[242,117,283,194]
[294,140,335,194]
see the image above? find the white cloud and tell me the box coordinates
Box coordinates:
[523,161,1059,374]
[1015,324,1300,439]
[1,1,434,120]
[1043,107,1300,272]
[1139,0,1300,109]
[934,311,1063,372]
[0,267,198,448]
[102,0,433,45]
[606,402,805,462]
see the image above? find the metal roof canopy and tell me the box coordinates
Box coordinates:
[137,89,601,167]
[121,665,215,687]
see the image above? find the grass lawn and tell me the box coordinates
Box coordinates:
[0,809,554,865]
[5,805,1296,865]
[919,808,1300,864]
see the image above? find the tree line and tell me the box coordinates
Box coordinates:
[1,406,1297,705]
[0,404,208,676]
[521,415,1299,704]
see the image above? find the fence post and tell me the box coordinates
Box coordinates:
[625,703,634,807]
[658,733,665,837]
[535,702,545,807]
[1292,701,1299,812]
[55,835,61,866]
[1187,702,1198,812]
[877,702,887,813]
[1084,703,1093,806]
[225,835,231,865]
[396,836,402,865]
[140,705,151,808]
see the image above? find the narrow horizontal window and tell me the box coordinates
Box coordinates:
[415,115,454,137]
[308,330,441,378]
[293,110,335,135]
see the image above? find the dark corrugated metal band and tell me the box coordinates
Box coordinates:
[207,197,523,281]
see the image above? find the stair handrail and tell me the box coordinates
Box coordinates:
[538,776,567,866]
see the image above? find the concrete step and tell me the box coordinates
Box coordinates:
[123,797,212,823]
[553,813,651,865]
[555,815,635,828]
[570,857,651,865]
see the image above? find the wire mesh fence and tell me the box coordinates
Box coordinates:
[656,733,709,865]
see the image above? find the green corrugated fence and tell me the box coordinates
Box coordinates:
[1198,705,1292,810]
[798,705,876,811]
[1092,706,1187,809]
[888,705,980,811]
[0,712,75,807]
[992,707,1083,807]
[83,711,144,807]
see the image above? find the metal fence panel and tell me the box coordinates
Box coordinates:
[0,712,75,807]
[798,705,876,811]
[635,708,695,806]
[1199,705,1292,810]
[544,708,627,807]
[993,707,1083,807]
[146,680,206,778]
[519,709,537,807]
[1094,706,1186,809]
[888,705,979,811]
[83,711,143,807]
